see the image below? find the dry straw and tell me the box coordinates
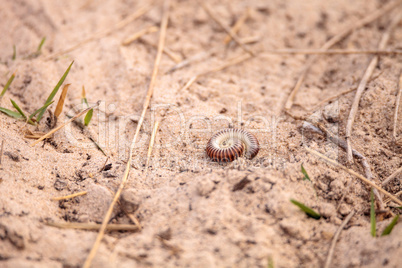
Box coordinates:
[83,1,171,267]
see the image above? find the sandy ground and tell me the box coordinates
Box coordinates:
[1,0,402,267]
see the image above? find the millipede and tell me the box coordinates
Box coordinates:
[206,128,259,162]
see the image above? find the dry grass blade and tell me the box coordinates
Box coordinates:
[284,0,402,110]
[346,12,402,162]
[307,87,357,112]
[83,1,171,267]
[180,53,252,91]
[324,210,355,268]
[45,3,153,60]
[45,222,139,231]
[224,8,250,44]
[199,1,254,56]
[139,37,182,63]
[30,102,100,147]
[51,191,87,201]
[300,119,384,209]
[0,140,4,167]
[261,48,402,55]
[393,73,402,143]
[145,121,159,171]
[122,25,159,46]
[54,84,70,118]
[305,147,402,206]
[382,166,402,186]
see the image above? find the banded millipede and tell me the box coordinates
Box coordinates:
[206,128,259,162]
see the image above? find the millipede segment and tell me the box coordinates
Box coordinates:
[206,128,259,162]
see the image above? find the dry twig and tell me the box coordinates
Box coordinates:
[122,25,159,46]
[346,12,402,162]
[284,0,402,110]
[145,121,160,170]
[180,53,252,91]
[0,140,4,167]
[299,118,384,209]
[324,210,355,268]
[139,37,182,63]
[261,49,402,56]
[45,3,153,60]
[305,147,402,206]
[166,37,258,74]
[199,1,255,56]
[46,222,139,231]
[393,73,402,143]
[83,1,170,267]
[224,8,251,44]
[382,166,402,186]
[51,191,88,201]
[30,102,100,147]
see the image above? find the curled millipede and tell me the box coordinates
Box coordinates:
[206,128,259,162]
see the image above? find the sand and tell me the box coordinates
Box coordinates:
[0,0,402,267]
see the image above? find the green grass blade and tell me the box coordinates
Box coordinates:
[370,189,376,237]
[84,109,93,126]
[10,99,35,125]
[267,257,274,268]
[301,164,311,181]
[290,199,321,220]
[37,37,46,52]
[1,71,16,98]
[12,45,16,60]
[0,107,22,119]
[36,61,74,122]
[10,99,27,119]
[381,215,399,236]
[29,101,54,120]
[89,137,107,156]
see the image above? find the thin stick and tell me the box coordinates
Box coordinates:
[261,49,402,56]
[180,53,252,91]
[119,202,142,231]
[0,140,4,167]
[393,73,402,143]
[83,1,170,267]
[384,191,402,204]
[284,0,402,110]
[30,102,100,147]
[139,37,182,63]
[99,156,110,172]
[305,147,402,206]
[346,12,402,162]
[51,191,88,201]
[122,25,159,46]
[45,222,139,231]
[224,8,250,44]
[45,3,153,60]
[324,210,355,268]
[199,1,255,56]
[145,121,159,170]
[382,166,402,186]
[307,87,357,112]
[166,37,258,74]
[298,116,384,208]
